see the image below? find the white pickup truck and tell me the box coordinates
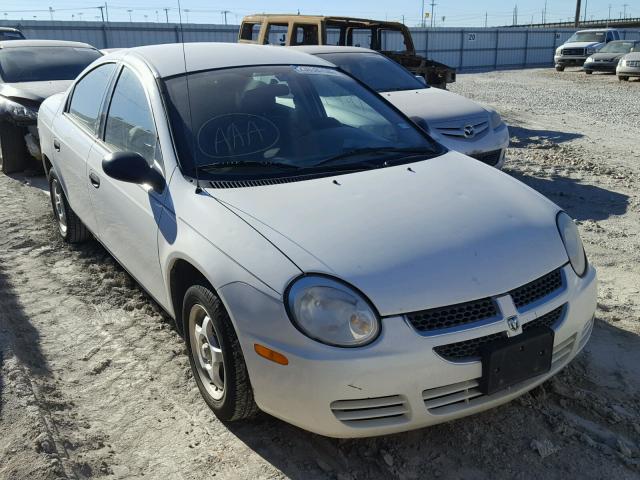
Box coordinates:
[554,28,621,71]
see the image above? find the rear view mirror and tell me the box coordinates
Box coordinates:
[102,151,165,192]
[415,75,428,86]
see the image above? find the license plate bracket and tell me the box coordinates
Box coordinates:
[480,327,554,395]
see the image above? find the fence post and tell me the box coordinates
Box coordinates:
[523,28,529,68]
[101,23,109,49]
[493,29,499,70]
[425,28,429,58]
[174,25,180,43]
[459,29,465,71]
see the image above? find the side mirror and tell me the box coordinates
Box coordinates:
[415,75,428,86]
[102,151,165,192]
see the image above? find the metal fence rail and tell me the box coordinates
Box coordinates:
[1,20,638,72]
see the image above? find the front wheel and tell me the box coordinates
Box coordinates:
[0,122,28,174]
[618,76,629,81]
[585,70,593,74]
[184,285,258,422]
[48,169,89,243]
[555,65,565,72]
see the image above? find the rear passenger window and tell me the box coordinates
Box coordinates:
[239,22,261,41]
[104,67,157,164]
[292,24,319,45]
[68,63,116,133]
[264,23,289,45]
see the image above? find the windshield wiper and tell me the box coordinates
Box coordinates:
[197,161,299,172]
[315,147,437,167]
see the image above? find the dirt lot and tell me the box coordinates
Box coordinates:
[1,67,639,480]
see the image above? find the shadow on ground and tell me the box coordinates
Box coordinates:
[509,170,629,222]
[508,126,583,149]
[0,261,51,417]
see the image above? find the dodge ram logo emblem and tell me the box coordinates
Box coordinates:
[507,315,520,332]
[463,125,475,138]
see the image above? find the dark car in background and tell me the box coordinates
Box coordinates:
[0,27,25,41]
[0,40,101,173]
[584,40,640,74]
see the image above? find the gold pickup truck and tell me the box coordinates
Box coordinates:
[238,14,456,89]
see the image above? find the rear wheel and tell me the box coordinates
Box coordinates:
[183,285,258,422]
[0,122,28,174]
[555,65,565,72]
[585,70,593,74]
[618,76,629,81]
[48,169,89,243]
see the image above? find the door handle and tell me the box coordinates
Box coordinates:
[89,172,101,188]
[53,139,61,151]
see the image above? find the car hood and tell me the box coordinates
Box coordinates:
[210,152,569,316]
[0,80,72,105]
[381,87,488,123]
[589,52,624,61]
[622,52,640,61]
[561,41,603,50]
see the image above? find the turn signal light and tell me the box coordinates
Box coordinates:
[254,344,289,365]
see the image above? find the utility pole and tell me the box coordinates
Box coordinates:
[49,6,54,20]
[164,7,170,24]
[156,10,159,22]
[484,11,488,27]
[420,0,425,28]
[105,2,109,22]
[184,9,190,23]
[430,0,436,28]
[221,10,230,25]
[98,6,105,22]
[127,9,132,22]
[574,0,581,27]
[623,3,628,19]
[543,0,547,24]
[607,4,611,27]
[583,0,588,23]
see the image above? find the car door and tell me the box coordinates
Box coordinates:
[54,62,117,233]
[85,65,167,304]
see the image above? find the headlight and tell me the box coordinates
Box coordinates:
[286,276,380,347]
[556,212,587,277]
[556,47,562,55]
[0,96,38,123]
[585,57,594,63]
[586,47,597,55]
[488,109,504,130]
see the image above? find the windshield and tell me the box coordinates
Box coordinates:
[316,52,426,92]
[567,31,606,43]
[598,41,636,54]
[163,65,441,178]
[0,31,24,41]
[0,47,102,83]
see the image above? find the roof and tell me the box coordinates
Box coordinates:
[242,14,405,27]
[291,45,377,55]
[121,42,333,78]
[576,28,618,32]
[0,39,97,49]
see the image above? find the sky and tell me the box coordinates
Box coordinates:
[0,0,637,27]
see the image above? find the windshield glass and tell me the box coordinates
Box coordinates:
[598,41,636,53]
[567,31,606,43]
[316,52,426,92]
[0,31,24,40]
[0,47,102,83]
[163,65,441,178]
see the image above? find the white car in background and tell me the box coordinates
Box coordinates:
[617,51,640,81]
[294,46,509,169]
[38,43,596,438]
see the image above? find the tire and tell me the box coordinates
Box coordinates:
[618,76,629,81]
[48,169,89,243]
[585,70,593,74]
[0,122,29,174]
[555,66,565,72]
[183,285,258,422]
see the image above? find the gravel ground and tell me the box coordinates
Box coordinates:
[1,68,639,480]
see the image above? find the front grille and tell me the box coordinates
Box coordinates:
[406,297,498,333]
[471,149,502,166]
[434,304,566,361]
[434,331,507,361]
[330,395,409,428]
[435,119,489,139]
[627,60,640,67]
[522,305,565,332]
[562,48,585,56]
[510,269,563,309]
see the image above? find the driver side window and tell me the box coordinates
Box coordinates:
[104,67,158,165]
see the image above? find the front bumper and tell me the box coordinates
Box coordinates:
[583,62,617,72]
[431,123,510,169]
[555,55,587,67]
[617,66,640,77]
[220,263,597,438]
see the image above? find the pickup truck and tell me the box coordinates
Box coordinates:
[238,14,456,89]
[554,28,621,71]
